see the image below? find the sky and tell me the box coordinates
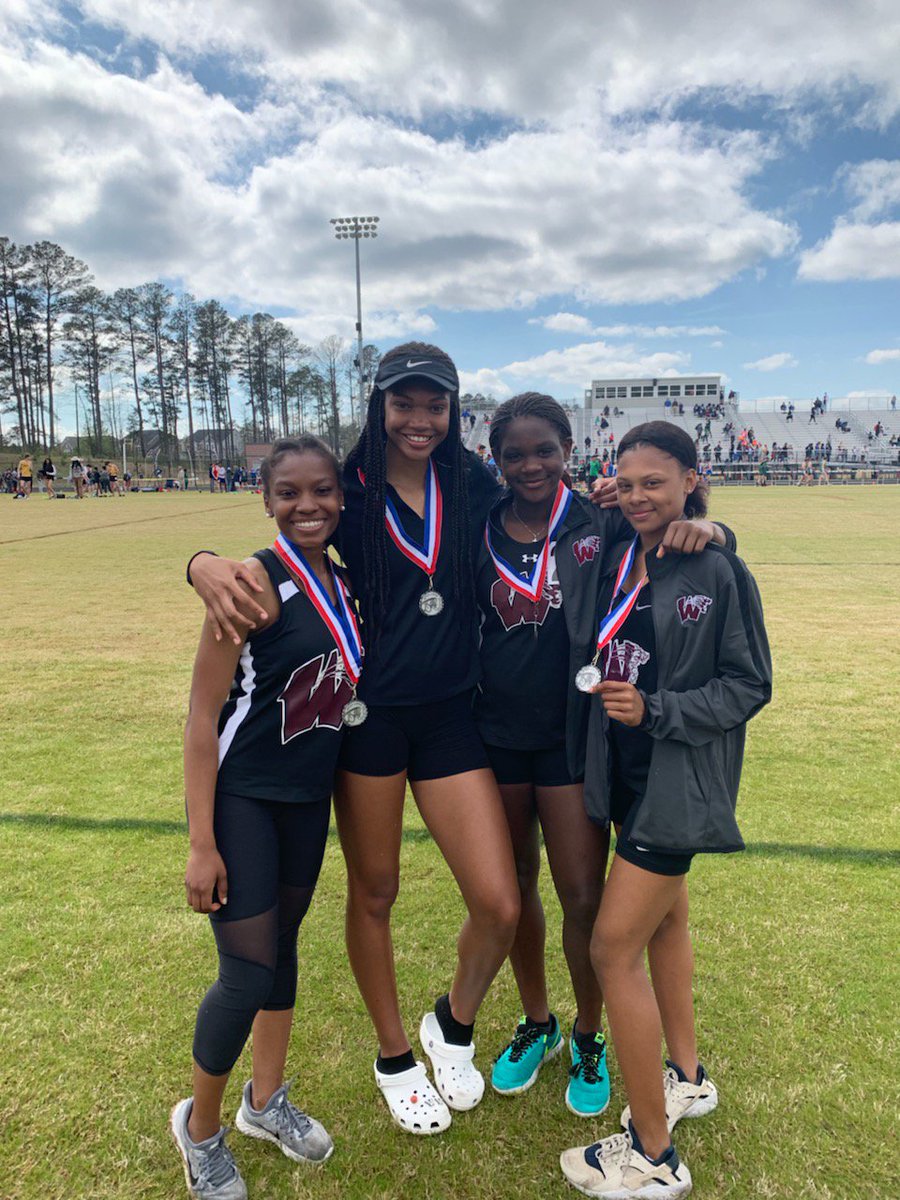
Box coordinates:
[2,0,900,428]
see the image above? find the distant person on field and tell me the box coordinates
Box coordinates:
[17,454,33,497]
[70,457,87,499]
[39,456,56,498]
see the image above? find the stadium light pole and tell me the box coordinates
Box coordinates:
[330,215,379,428]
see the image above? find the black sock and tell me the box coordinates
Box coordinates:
[434,993,474,1046]
[524,1013,554,1032]
[628,1120,674,1166]
[573,1026,602,1053]
[376,1049,416,1075]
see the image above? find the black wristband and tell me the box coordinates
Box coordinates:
[186,550,218,587]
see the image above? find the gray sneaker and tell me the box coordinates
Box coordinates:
[170,1099,248,1200]
[235,1080,334,1164]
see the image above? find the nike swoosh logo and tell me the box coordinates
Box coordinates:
[636,603,652,611]
[406,359,432,368]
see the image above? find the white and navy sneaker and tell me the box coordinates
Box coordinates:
[170,1099,248,1200]
[621,1061,718,1133]
[235,1080,333,1163]
[560,1126,692,1198]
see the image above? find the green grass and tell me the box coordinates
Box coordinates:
[1,487,898,1199]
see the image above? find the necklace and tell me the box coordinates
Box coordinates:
[511,499,548,543]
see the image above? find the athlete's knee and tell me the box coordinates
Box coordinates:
[590,921,642,982]
[347,870,400,922]
[472,885,521,943]
[215,952,277,1013]
[558,880,603,934]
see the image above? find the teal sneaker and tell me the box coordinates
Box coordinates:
[491,1014,563,1095]
[566,1027,610,1117]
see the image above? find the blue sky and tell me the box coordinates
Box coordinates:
[2,0,899,429]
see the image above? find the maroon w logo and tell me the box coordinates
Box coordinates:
[278,649,354,741]
[676,594,713,624]
[490,577,561,630]
[572,536,602,565]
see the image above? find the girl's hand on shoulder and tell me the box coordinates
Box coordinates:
[185,846,228,913]
[657,518,715,557]
[590,478,619,508]
[191,554,269,645]
[598,680,646,727]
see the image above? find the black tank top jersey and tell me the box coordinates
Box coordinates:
[474,506,571,749]
[216,548,355,803]
[601,579,658,796]
[337,453,500,706]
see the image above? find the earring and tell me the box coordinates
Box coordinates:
[340,504,346,510]
[265,510,273,517]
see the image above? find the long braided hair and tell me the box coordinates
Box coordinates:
[345,341,474,640]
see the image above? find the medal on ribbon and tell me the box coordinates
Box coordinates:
[359,461,444,615]
[576,535,648,693]
[273,534,367,725]
[484,481,573,603]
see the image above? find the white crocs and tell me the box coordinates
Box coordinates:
[418,1012,485,1111]
[373,1060,451,1136]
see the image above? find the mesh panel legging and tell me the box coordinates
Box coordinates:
[192,791,331,1076]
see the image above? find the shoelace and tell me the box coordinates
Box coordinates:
[193,1128,238,1189]
[595,1132,630,1162]
[504,1023,542,1063]
[571,1041,605,1084]
[271,1091,313,1138]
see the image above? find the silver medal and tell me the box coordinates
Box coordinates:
[575,664,603,693]
[341,698,369,727]
[419,588,444,617]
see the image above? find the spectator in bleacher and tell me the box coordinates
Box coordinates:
[891,395,896,411]
[787,404,794,421]
[809,405,817,423]
[714,443,722,463]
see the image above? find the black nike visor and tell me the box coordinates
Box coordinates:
[375,355,459,395]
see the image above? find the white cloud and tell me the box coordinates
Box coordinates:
[70,1,900,124]
[458,368,513,399]
[842,159,900,221]
[743,352,798,371]
[799,220,900,281]
[0,34,798,322]
[484,340,690,394]
[529,315,727,338]
[530,313,595,334]
[798,160,900,282]
[865,348,900,364]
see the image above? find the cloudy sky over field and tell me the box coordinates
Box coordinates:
[2,0,900,405]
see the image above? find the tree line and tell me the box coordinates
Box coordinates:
[0,236,380,465]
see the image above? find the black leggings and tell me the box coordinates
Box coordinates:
[192,792,331,1076]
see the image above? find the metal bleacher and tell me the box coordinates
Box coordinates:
[461,397,899,470]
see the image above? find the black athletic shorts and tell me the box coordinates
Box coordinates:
[337,690,489,782]
[483,742,582,788]
[611,780,693,877]
[210,791,332,923]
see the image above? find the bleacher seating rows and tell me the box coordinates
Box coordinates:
[460,401,897,463]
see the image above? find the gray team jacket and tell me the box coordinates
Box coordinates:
[583,539,772,854]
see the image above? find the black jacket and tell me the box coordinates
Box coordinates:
[583,538,772,853]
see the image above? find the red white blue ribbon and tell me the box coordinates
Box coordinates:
[359,460,443,577]
[484,481,573,602]
[592,535,648,663]
[273,534,363,684]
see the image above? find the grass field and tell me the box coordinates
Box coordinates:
[1,487,898,1200]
